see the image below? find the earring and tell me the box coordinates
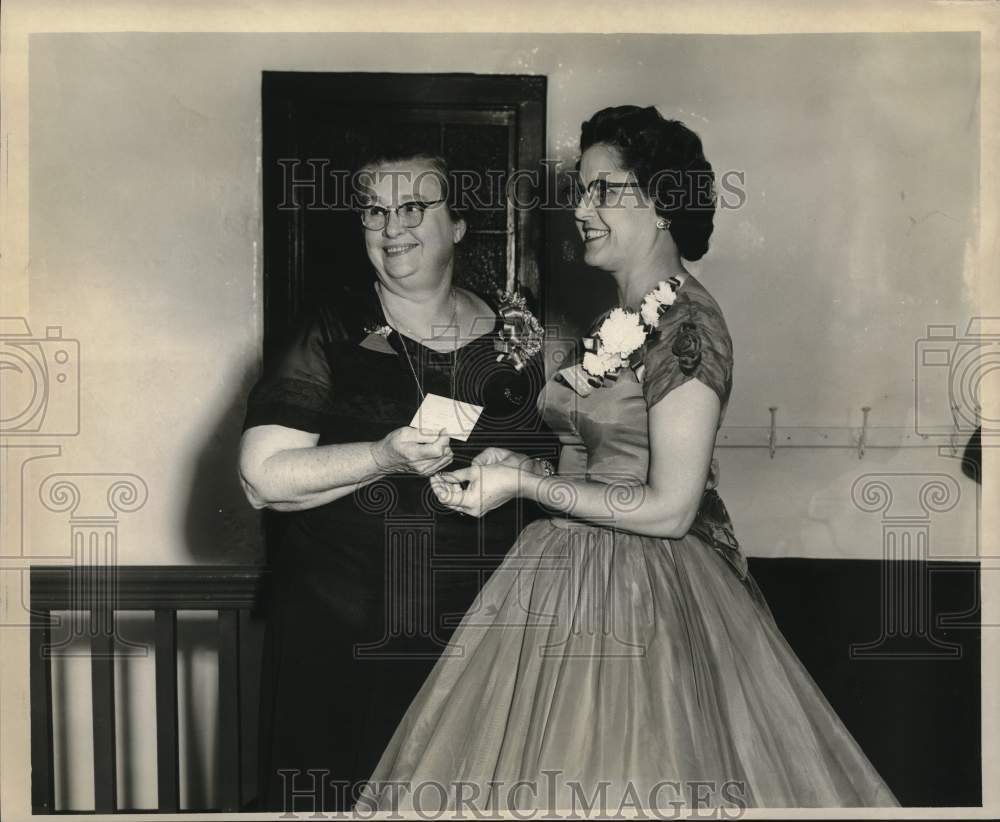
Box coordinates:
[656,217,671,230]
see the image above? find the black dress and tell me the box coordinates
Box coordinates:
[243,285,554,811]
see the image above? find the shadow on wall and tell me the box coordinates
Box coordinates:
[168,357,264,808]
[182,358,263,565]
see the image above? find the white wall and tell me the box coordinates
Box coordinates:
[20,31,981,808]
[23,31,979,570]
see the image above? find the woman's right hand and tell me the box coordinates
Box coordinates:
[371,426,454,476]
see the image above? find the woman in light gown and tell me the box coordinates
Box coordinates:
[359,106,899,813]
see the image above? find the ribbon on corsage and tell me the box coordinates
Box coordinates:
[494,291,544,372]
[360,322,395,353]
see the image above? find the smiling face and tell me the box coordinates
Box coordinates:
[360,159,466,290]
[574,143,659,274]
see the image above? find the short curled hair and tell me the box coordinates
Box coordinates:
[580,105,715,261]
[355,151,464,223]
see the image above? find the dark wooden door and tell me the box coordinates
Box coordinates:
[261,72,546,355]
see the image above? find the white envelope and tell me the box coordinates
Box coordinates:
[409,392,484,441]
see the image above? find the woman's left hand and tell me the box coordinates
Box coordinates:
[430,463,523,517]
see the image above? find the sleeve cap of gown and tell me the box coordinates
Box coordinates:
[641,294,733,411]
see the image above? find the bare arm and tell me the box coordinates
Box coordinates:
[527,378,718,536]
[434,377,719,538]
[240,424,453,512]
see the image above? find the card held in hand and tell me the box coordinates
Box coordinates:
[409,392,484,441]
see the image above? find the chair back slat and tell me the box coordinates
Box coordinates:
[90,614,117,813]
[29,609,56,814]
[153,610,180,812]
[217,609,242,811]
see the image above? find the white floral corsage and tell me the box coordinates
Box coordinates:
[494,291,544,372]
[640,278,680,325]
[364,323,393,337]
[582,276,682,380]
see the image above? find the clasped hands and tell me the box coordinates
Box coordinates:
[430,446,536,517]
[371,428,537,517]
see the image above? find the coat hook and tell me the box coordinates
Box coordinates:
[768,406,778,459]
[858,406,871,459]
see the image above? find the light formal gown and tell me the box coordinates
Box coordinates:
[360,276,900,813]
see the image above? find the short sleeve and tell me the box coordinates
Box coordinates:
[243,312,338,433]
[641,295,733,410]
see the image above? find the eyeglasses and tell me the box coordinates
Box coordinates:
[570,178,643,208]
[357,199,446,231]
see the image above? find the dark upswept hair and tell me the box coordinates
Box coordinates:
[354,150,464,223]
[580,105,716,261]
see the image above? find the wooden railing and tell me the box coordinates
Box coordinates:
[29,565,266,814]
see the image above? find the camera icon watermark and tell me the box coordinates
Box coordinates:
[0,318,80,436]
[914,317,999,441]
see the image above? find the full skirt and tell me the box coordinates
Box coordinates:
[359,518,899,812]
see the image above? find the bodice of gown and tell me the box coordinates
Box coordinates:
[541,365,659,486]
[533,275,744,578]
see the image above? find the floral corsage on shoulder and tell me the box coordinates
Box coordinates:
[581,276,682,384]
[494,290,544,372]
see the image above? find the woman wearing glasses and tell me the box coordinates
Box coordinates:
[239,152,553,811]
[361,108,898,811]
